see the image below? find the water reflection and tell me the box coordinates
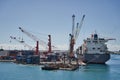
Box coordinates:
[77,64,111,80]
[80,64,110,72]
[1,55,120,80]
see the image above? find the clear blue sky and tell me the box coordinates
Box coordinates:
[0,0,120,51]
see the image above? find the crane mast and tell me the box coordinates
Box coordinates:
[48,35,52,53]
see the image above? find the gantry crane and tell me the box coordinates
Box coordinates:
[10,36,34,50]
[69,14,85,62]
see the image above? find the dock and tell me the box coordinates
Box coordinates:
[41,61,86,71]
[0,60,15,62]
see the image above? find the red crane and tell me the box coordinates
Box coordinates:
[48,35,52,53]
[19,27,40,55]
[69,14,85,59]
[19,27,53,55]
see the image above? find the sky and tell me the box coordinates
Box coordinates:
[0,0,120,51]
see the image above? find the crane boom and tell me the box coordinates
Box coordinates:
[72,14,75,37]
[75,15,85,40]
[19,27,38,41]
[19,27,48,47]
[19,27,40,55]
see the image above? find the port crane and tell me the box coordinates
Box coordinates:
[10,36,34,50]
[69,14,85,62]
[19,27,53,55]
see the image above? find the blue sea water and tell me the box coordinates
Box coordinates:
[0,54,120,80]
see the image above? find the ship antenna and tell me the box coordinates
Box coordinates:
[95,30,97,34]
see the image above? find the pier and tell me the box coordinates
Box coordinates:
[0,60,15,62]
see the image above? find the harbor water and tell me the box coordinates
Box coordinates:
[0,54,120,80]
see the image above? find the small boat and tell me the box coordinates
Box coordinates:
[41,64,59,70]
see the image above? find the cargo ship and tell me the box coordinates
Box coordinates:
[76,33,115,64]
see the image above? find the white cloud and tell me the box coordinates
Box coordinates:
[1,43,119,51]
[0,43,69,50]
[53,44,69,50]
[0,43,33,50]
